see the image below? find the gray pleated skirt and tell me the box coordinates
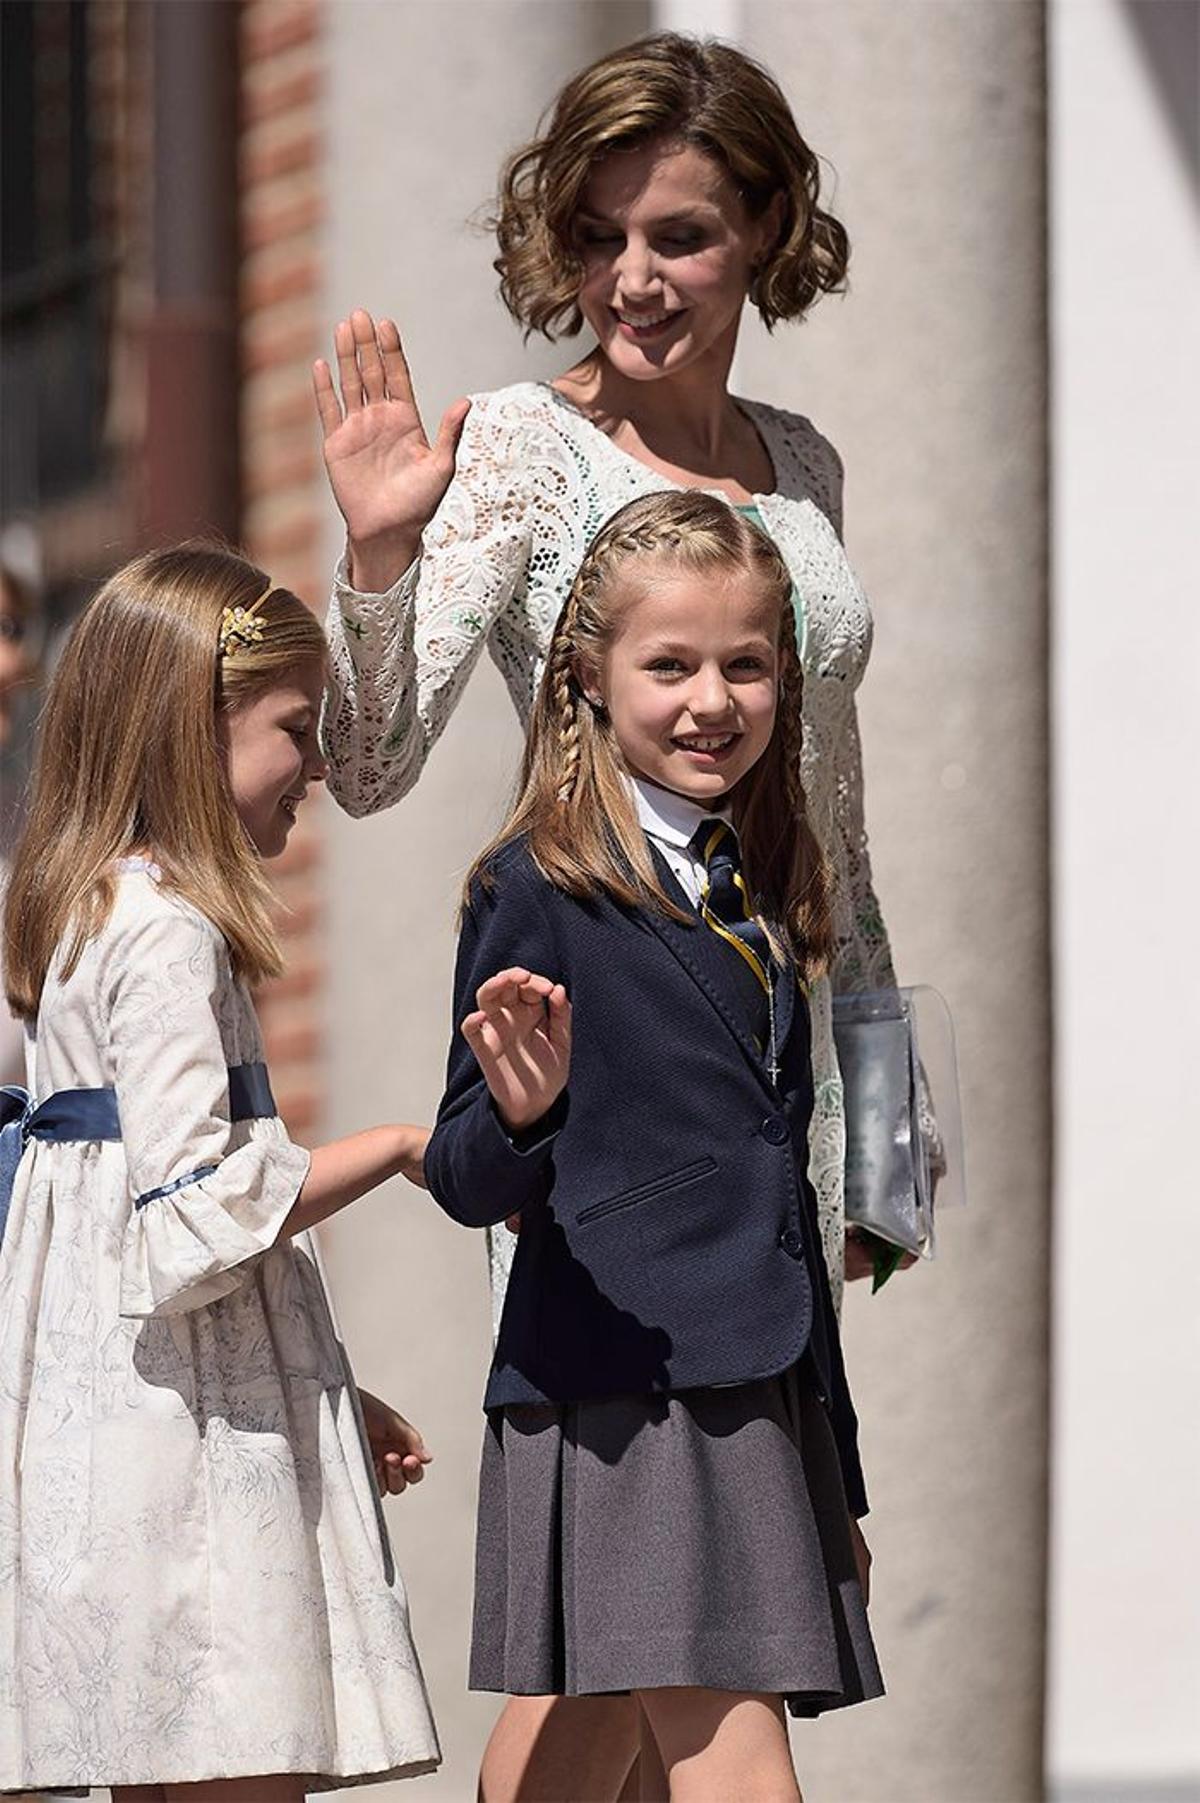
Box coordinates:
[470,1356,884,1717]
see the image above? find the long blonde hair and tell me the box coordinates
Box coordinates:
[467,492,834,981]
[4,542,327,1020]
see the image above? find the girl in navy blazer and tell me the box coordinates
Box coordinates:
[427,491,883,1799]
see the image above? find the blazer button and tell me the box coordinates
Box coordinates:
[761,1115,790,1145]
[779,1227,804,1257]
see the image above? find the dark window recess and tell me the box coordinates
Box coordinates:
[1,0,115,514]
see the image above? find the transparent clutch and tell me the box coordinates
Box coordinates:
[832,985,966,1260]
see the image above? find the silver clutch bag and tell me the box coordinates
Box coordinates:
[832,985,965,1259]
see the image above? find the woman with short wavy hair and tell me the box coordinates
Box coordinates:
[315,31,899,1801]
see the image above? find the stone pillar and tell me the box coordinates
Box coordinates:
[319,4,1050,1797]
[735,6,1050,1799]
[318,8,648,1798]
[143,0,240,542]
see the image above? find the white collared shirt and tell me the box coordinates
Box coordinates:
[628,775,733,908]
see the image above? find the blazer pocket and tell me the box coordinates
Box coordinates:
[577,1155,718,1227]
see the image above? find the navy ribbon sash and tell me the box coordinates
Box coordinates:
[0,1062,276,1246]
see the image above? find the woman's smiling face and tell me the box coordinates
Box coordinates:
[573,136,781,383]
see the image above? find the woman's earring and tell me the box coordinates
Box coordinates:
[585,692,607,719]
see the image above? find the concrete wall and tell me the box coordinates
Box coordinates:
[317,5,1051,1800]
[735,7,1051,1799]
[1047,2,1200,1796]
[317,10,648,1801]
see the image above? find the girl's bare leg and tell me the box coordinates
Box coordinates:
[479,1693,639,1803]
[626,1701,670,1802]
[636,1688,802,1803]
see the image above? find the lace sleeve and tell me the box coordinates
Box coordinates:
[823,444,897,997]
[823,470,945,1174]
[812,435,844,542]
[322,399,535,817]
[830,696,899,996]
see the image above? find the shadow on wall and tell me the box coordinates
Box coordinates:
[1121,0,1200,202]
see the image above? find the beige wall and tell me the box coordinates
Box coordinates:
[1047,0,1200,1793]
[318,9,649,1801]
[317,6,1051,1800]
[734,8,1051,1801]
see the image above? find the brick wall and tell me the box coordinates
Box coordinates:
[9,0,329,1135]
[27,0,145,589]
[238,0,327,1138]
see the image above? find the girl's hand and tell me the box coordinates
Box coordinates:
[357,1387,432,1497]
[462,966,572,1135]
[848,1515,872,1606]
[313,308,470,592]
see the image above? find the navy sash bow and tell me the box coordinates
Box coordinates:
[0,1062,276,1248]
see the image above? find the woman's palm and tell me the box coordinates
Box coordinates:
[313,308,469,544]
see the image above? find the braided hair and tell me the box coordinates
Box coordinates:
[464,490,833,978]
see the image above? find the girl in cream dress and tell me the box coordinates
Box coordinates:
[0,546,439,1799]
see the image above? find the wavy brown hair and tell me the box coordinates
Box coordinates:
[4,543,327,1020]
[493,31,849,340]
[466,492,833,982]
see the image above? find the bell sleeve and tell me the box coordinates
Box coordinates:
[110,899,310,1318]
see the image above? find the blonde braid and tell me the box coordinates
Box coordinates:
[552,622,582,804]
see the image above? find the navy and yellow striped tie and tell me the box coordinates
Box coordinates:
[688,818,773,997]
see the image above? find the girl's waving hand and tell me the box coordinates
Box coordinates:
[462,967,571,1134]
[313,307,470,591]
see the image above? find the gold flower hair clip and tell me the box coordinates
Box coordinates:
[218,580,273,657]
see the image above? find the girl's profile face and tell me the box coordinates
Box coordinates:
[582,559,780,804]
[0,573,33,750]
[573,137,780,385]
[220,662,327,858]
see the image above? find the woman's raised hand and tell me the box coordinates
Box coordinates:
[462,967,572,1136]
[313,308,470,593]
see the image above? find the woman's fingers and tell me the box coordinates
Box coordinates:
[334,316,364,413]
[312,358,343,438]
[325,308,441,434]
[434,396,472,464]
[378,316,417,410]
[352,307,387,405]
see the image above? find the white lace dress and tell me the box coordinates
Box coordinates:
[324,381,899,1316]
[0,865,439,1793]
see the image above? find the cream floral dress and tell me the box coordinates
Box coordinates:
[324,381,899,1317]
[0,863,439,1794]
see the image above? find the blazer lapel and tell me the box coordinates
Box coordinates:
[642,847,780,1097]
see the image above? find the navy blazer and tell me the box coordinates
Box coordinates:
[426,838,868,1517]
